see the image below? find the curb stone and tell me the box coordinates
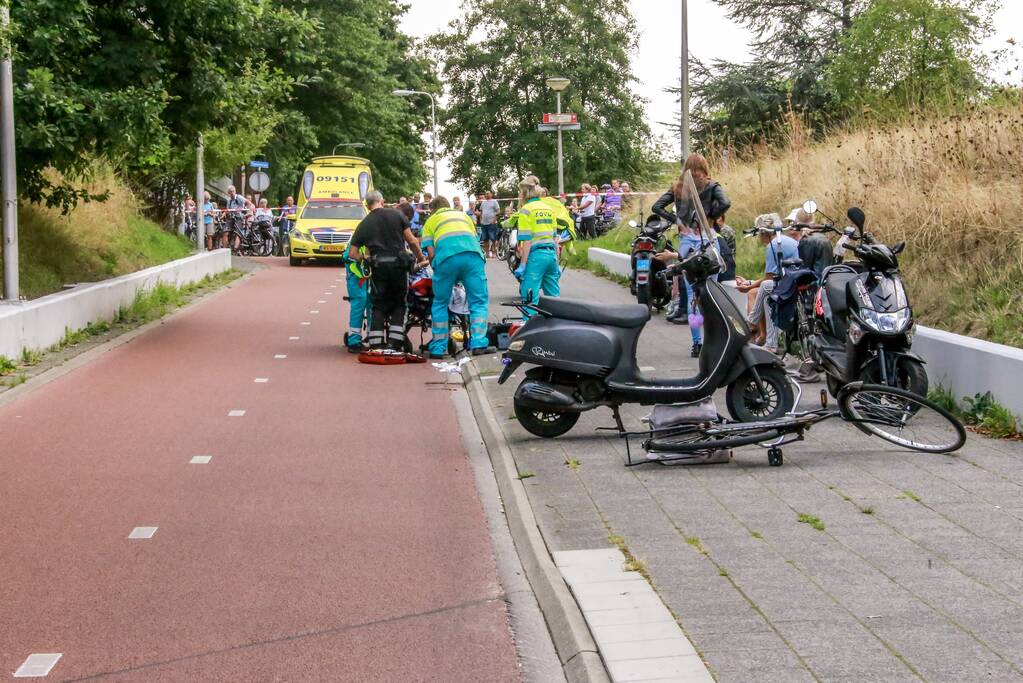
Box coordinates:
[461,359,611,683]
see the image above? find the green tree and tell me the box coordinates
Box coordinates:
[434,0,655,194]
[263,0,438,203]
[827,0,988,111]
[10,0,311,213]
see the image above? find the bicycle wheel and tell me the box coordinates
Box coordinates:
[838,383,965,453]
[646,426,783,454]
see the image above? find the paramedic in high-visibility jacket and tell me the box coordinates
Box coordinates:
[420,196,494,358]
[341,243,371,353]
[503,176,569,310]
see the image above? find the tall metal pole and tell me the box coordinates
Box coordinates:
[680,0,691,162]
[556,90,565,196]
[429,94,438,197]
[195,135,205,253]
[1,5,18,302]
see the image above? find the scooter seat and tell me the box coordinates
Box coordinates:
[538,296,649,328]
[824,272,857,317]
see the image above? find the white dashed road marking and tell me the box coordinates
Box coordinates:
[317,300,326,304]
[274,354,287,359]
[301,322,311,326]
[190,455,212,464]
[128,526,158,540]
[289,336,300,340]
[14,653,62,678]
[310,310,320,314]
[228,410,246,417]
[254,377,269,383]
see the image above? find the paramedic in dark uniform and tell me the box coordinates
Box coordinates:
[347,191,427,350]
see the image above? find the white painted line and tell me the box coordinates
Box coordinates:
[310,310,320,314]
[128,526,158,539]
[301,322,311,326]
[330,284,338,288]
[317,300,326,304]
[190,455,212,464]
[228,410,246,417]
[254,378,269,383]
[14,653,62,678]
[323,292,332,295]
[274,354,287,359]
[289,336,300,340]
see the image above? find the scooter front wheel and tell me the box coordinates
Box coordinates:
[725,366,795,423]
[513,401,581,438]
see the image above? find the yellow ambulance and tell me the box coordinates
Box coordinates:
[288,156,373,266]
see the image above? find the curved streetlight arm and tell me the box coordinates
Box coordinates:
[393,89,439,197]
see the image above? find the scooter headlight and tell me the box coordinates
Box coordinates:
[858,308,912,334]
[508,340,525,352]
[848,320,866,345]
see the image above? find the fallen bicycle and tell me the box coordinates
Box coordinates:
[613,382,965,467]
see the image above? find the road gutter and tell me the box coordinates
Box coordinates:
[460,360,610,683]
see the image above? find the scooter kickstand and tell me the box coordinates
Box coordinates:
[611,406,626,433]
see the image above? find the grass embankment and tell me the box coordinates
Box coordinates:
[0,167,193,300]
[572,104,1023,348]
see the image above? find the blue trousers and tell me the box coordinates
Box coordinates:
[519,246,560,316]
[431,252,489,355]
[345,269,370,346]
[685,275,717,344]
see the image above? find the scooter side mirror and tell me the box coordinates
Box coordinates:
[802,199,818,215]
[847,207,866,232]
[892,241,906,254]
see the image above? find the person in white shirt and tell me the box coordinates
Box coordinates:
[578,184,598,239]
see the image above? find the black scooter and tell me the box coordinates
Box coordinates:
[808,207,927,398]
[629,216,674,310]
[498,243,795,437]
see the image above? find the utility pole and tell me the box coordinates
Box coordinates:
[1,5,18,302]
[545,77,571,196]
[195,135,205,253]
[680,0,691,162]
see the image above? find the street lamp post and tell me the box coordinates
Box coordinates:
[392,89,438,197]
[680,0,691,162]
[546,77,571,196]
[1,5,18,301]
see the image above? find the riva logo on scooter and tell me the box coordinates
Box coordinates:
[531,346,556,358]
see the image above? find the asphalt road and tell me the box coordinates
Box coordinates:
[480,259,1023,682]
[0,258,519,682]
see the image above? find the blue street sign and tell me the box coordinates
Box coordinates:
[249,160,270,169]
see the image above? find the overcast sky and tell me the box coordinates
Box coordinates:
[398,0,1022,200]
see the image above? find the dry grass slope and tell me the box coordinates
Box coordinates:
[706,104,1023,347]
[0,167,192,299]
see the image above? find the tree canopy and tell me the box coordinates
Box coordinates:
[433,0,656,194]
[8,0,437,214]
[689,0,996,148]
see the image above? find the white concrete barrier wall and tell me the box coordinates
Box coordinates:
[0,250,232,360]
[587,247,1023,417]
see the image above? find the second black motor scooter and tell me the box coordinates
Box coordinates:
[629,216,674,310]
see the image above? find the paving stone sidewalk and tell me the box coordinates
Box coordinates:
[479,260,1023,682]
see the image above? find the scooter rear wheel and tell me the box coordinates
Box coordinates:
[725,366,794,423]
[514,401,580,438]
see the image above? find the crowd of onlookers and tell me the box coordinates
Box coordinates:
[183,186,298,251]
[390,178,636,251]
